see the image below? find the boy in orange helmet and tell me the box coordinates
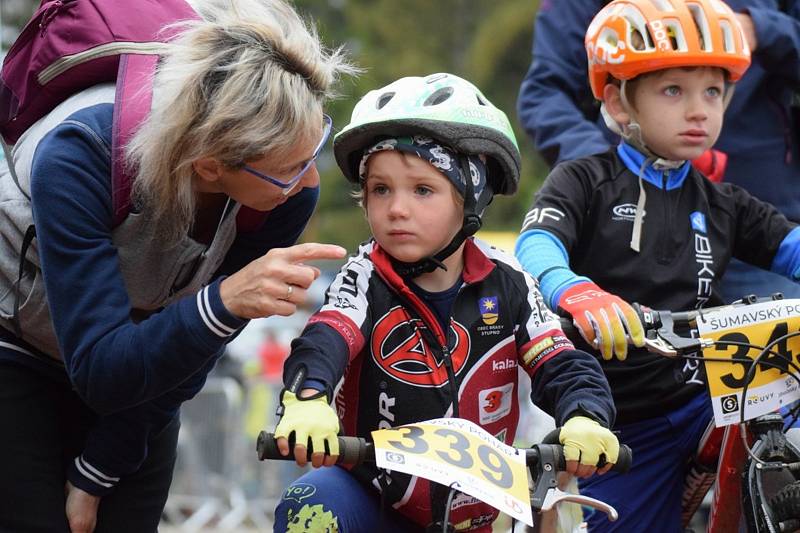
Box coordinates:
[516,0,800,530]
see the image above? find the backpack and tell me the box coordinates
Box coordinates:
[0,0,268,231]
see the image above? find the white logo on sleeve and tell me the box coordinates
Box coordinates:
[522,207,565,228]
[478,383,514,424]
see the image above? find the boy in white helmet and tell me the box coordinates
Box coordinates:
[271,73,620,532]
[516,0,800,531]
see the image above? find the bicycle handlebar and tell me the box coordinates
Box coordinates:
[257,432,373,465]
[256,431,633,474]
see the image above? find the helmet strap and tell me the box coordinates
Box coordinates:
[392,156,482,279]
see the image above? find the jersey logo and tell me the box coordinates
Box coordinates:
[370,306,470,386]
[479,296,499,325]
[611,203,638,221]
[522,207,565,229]
[479,383,514,424]
[690,211,707,233]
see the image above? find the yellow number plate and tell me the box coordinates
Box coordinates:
[697,299,800,426]
[372,418,533,526]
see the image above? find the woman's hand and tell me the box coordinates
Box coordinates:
[220,243,346,319]
[65,482,100,533]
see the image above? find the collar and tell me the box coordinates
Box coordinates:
[617,143,691,191]
[369,238,496,344]
[371,238,496,289]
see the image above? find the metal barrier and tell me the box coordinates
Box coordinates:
[161,375,300,531]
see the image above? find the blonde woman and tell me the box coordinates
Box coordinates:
[0,0,354,531]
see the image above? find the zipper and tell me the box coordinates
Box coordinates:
[374,262,462,414]
[39,1,65,36]
[38,42,168,85]
[441,340,460,418]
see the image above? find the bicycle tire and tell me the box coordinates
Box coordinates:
[769,481,800,524]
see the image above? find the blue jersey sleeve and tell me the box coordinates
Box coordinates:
[515,229,590,309]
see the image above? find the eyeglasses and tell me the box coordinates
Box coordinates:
[242,113,333,196]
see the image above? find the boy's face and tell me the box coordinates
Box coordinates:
[626,67,725,161]
[363,151,463,264]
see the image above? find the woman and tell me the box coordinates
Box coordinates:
[0,0,354,531]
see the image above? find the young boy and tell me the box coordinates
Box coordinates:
[516,1,800,531]
[271,73,619,532]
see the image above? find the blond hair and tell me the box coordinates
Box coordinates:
[127,0,356,238]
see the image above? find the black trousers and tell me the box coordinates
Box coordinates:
[0,361,179,532]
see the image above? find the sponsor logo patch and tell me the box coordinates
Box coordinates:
[478,383,514,424]
[611,203,638,221]
[720,394,739,414]
[371,306,470,386]
[283,483,316,503]
[522,334,572,369]
[690,211,707,233]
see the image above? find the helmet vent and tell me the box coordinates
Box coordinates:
[719,19,737,53]
[376,92,395,109]
[423,86,454,106]
[649,0,675,11]
[687,3,712,51]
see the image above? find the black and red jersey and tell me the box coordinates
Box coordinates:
[283,237,613,529]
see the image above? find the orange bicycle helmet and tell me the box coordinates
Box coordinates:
[585,0,751,100]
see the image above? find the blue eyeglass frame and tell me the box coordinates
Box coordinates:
[242,113,333,195]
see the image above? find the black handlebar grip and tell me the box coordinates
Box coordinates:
[256,431,372,466]
[540,428,632,473]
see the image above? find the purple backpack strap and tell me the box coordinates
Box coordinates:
[111,53,158,227]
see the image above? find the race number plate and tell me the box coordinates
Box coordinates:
[371,418,533,526]
[697,298,800,426]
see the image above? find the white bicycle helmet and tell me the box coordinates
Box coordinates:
[334,73,520,197]
[333,73,521,277]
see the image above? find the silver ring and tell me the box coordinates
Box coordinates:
[286,284,293,300]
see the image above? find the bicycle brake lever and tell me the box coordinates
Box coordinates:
[540,487,619,522]
[643,333,714,357]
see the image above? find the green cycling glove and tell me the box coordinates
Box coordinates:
[274,390,340,456]
[560,415,619,466]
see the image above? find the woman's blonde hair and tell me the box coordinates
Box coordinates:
[127,0,356,239]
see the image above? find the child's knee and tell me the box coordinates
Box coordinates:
[274,490,341,533]
[273,471,360,533]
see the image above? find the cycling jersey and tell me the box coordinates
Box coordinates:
[281,237,614,529]
[517,0,800,303]
[518,146,797,424]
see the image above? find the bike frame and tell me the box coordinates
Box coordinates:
[636,296,800,532]
[704,424,749,532]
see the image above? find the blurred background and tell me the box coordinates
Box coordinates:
[0,0,551,252]
[0,0,567,531]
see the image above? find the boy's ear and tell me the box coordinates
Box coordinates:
[603,84,631,126]
[193,157,223,183]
